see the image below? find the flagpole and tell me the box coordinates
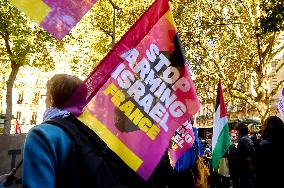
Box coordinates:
[245,69,248,117]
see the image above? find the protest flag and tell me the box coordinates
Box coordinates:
[9,0,98,40]
[64,0,200,180]
[212,80,230,171]
[168,118,195,168]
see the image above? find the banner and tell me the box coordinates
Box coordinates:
[168,118,195,167]
[9,0,98,40]
[64,0,200,180]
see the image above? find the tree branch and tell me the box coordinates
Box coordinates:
[261,32,276,61]
[237,0,255,28]
[108,0,121,10]
[96,25,113,38]
[3,33,13,55]
[196,40,226,79]
[206,22,248,26]
[0,31,5,39]
[229,88,254,107]
[229,87,255,105]
[256,33,262,65]
[270,80,284,97]
[275,61,284,74]
[271,43,284,59]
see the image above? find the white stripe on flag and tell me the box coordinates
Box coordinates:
[212,106,228,152]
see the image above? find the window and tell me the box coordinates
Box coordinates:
[16,111,21,120]
[17,92,24,104]
[30,112,37,125]
[32,92,40,105]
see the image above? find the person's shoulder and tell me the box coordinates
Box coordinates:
[29,123,66,134]
[238,136,246,143]
[256,140,275,156]
[240,135,252,142]
[27,123,70,142]
[259,140,272,147]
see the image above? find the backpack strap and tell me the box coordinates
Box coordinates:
[43,114,93,146]
[43,115,107,187]
[43,115,87,145]
[43,115,134,187]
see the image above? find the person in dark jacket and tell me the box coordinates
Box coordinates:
[235,123,255,188]
[227,130,240,188]
[255,116,284,188]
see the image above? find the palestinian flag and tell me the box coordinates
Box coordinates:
[212,80,230,171]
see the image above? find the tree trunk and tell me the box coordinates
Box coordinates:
[3,61,20,134]
[257,101,270,125]
[0,93,2,114]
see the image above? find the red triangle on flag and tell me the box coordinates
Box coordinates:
[218,80,227,118]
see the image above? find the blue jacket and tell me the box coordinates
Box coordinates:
[174,128,203,172]
[22,124,72,188]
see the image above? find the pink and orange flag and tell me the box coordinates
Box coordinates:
[64,0,200,180]
[9,0,98,40]
[169,118,195,167]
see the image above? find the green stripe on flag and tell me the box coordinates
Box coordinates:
[212,123,230,171]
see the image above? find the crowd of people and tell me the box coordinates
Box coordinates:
[0,73,284,188]
[200,116,284,188]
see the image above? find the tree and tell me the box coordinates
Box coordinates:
[260,0,284,33]
[58,0,153,77]
[170,0,284,122]
[0,62,8,115]
[0,0,56,134]
[18,0,282,124]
